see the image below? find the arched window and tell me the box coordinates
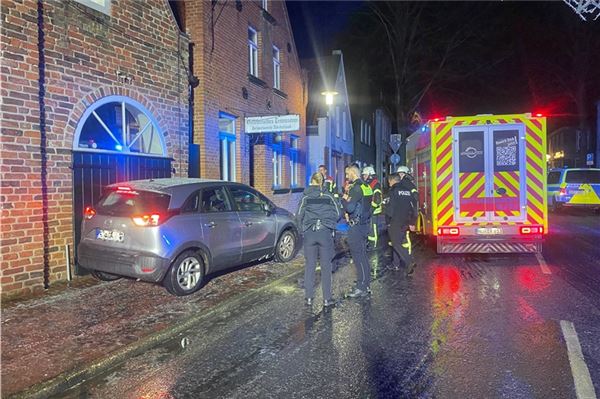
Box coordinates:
[74,96,166,156]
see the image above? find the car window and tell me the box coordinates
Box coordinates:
[200,187,232,213]
[182,191,200,213]
[229,186,265,212]
[565,170,600,184]
[96,189,170,216]
[547,171,561,185]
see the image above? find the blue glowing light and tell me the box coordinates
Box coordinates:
[115,144,123,151]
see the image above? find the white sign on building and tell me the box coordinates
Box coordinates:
[245,114,300,133]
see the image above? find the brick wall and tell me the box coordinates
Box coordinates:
[1,0,189,298]
[185,0,307,213]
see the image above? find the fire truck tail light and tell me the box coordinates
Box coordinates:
[437,227,460,236]
[520,226,543,235]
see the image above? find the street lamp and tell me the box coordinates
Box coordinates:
[321,90,338,106]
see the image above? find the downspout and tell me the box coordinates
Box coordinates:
[37,0,50,289]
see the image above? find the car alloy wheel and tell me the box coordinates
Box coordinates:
[275,230,296,262]
[164,250,205,296]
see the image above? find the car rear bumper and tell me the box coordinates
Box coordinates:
[77,241,170,282]
[437,235,542,254]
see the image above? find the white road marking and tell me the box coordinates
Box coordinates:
[536,252,551,274]
[560,320,598,399]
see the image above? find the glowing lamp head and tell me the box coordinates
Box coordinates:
[321,91,338,106]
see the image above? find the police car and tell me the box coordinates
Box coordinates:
[547,168,600,212]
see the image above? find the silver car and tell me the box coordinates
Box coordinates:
[77,178,299,296]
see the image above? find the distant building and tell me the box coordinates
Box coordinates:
[1,0,189,298]
[184,0,308,211]
[304,50,353,189]
[351,107,393,182]
[548,125,596,168]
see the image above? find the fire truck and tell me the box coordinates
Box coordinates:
[405,113,548,253]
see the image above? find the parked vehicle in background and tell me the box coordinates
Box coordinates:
[406,113,548,254]
[77,178,299,296]
[547,168,600,213]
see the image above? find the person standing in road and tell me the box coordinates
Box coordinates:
[318,164,339,198]
[297,172,342,307]
[342,165,373,298]
[384,166,418,276]
[362,166,383,251]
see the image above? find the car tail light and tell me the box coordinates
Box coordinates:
[84,206,96,220]
[559,188,566,196]
[437,227,460,236]
[132,214,161,227]
[520,226,544,235]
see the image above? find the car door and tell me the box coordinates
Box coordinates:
[198,186,242,270]
[228,185,277,262]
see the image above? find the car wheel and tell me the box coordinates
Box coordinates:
[275,230,297,263]
[91,270,121,281]
[163,250,205,296]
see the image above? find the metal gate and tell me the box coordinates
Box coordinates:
[72,152,172,274]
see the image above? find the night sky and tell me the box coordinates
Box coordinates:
[287,1,600,133]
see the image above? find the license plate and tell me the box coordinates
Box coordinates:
[477,227,502,235]
[96,229,125,242]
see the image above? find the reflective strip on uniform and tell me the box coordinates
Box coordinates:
[361,184,373,196]
[402,231,412,255]
[368,222,378,244]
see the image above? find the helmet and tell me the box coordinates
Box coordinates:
[396,165,410,174]
[362,166,375,176]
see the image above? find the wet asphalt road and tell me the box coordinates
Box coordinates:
[59,211,600,399]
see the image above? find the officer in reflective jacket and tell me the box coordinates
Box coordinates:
[342,165,373,298]
[297,172,342,307]
[384,166,418,276]
[362,166,383,251]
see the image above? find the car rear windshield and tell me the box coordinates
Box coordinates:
[96,189,171,216]
[565,170,600,184]
[547,171,561,184]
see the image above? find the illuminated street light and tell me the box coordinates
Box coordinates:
[321,90,338,105]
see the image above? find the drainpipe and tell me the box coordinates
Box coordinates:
[37,0,50,289]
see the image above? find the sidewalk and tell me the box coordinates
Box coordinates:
[1,256,308,398]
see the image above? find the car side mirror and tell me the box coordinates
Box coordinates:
[263,203,272,215]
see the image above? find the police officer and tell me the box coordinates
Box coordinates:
[342,164,373,298]
[385,166,418,276]
[318,164,339,198]
[362,166,383,251]
[297,172,342,307]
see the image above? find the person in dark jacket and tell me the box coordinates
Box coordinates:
[318,164,339,198]
[342,165,373,298]
[385,166,418,276]
[297,172,342,307]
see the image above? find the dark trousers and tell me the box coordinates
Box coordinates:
[304,228,334,301]
[347,223,370,291]
[389,226,413,269]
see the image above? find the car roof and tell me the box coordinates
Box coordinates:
[106,178,259,209]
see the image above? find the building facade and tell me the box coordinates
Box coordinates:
[548,125,597,168]
[305,50,353,189]
[184,0,307,211]
[1,0,189,298]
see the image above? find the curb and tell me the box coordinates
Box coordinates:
[8,265,307,399]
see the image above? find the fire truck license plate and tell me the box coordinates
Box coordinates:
[96,229,125,242]
[477,227,502,235]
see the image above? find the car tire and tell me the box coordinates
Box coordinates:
[163,250,205,296]
[275,229,297,263]
[90,270,122,281]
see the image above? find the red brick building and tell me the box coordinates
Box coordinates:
[183,0,307,211]
[1,0,189,298]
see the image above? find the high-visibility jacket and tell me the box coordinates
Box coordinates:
[367,177,383,215]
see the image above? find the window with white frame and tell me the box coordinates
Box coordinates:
[342,111,347,141]
[367,124,372,146]
[290,136,299,187]
[219,112,236,182]
[272,135,283,187]
[273,46,281,90]
[74,0,110,15]
[248,27,258,77]
[335,107,340,138]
